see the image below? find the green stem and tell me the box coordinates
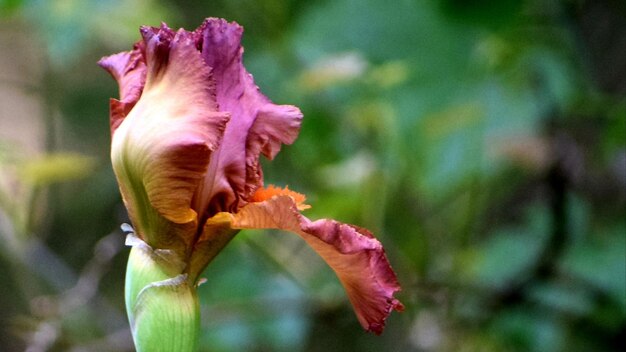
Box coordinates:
[125,235,200,352]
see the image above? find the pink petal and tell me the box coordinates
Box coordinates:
[98,44,146,135]
[193,18,303,216]
[226,195,403,334]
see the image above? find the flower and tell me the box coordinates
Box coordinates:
[99,18,402,334]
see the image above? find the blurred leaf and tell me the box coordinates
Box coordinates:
[559,223,626,309]
[0,0,23,16]
[423,103,484,141]
[460,229,543,290]
[417,102,485,201]
[603,102,626,154]
[22,0,176,68]
[566,193,591,244]
[489,308,565,352]
[198,240,309,352]
[298,52,368,92]
[318,152,376,189]
[438,0,524,30]
[18,152,95,186]
[458,206,549,290]
[365,60,410,89]
[527,282,594,316]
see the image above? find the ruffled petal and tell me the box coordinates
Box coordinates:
[194,18,303,215]
[222,195,403,334]
[98,44,146,135]
[250,185,310,210]
[109,26,229,254]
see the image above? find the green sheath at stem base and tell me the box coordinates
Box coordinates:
[125,235,200,352]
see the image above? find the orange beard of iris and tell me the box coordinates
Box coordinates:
[251,185,311,210]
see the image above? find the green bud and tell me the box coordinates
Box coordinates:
[125,234,200,352]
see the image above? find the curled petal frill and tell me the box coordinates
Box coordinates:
[98,43,146,134]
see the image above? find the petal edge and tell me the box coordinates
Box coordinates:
[226,195,403,334]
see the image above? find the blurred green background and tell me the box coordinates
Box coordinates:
[0,0,624,351]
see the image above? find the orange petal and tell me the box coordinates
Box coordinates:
[250,185,310,210]
[225,195,403,334]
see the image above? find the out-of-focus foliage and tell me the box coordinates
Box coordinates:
[0,0,624,351]
[8,0,176,67]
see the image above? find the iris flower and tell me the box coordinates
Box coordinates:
[100,18,402,350]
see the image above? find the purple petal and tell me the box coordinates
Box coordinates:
[193,18,303,216]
